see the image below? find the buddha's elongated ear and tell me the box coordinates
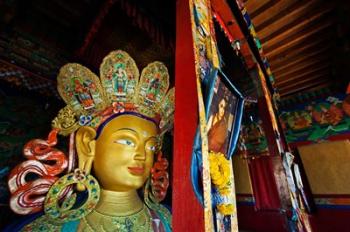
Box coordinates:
[75,126,96,191]
[75,126,96,175]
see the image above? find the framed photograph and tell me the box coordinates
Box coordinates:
[190,69,244,204]
[205,70,244,159]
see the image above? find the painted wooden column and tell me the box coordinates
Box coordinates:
[173,0,204,231]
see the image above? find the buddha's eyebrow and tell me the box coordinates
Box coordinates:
[146,136,157,140]
[115,128,137,134]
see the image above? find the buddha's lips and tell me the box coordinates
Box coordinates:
[128,167,145,175]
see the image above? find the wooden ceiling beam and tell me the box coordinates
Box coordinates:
[249,0,279,18]
[257,0,331,40]
[271,46,329,73]
[264,21,333,57]
[254,0,320,31]
[276,65,329,86]
[278,73,329,91]
[275,57,329,79]
[280,79,332,97]
[245,0,271,17]
[267,29,332,62]
[269,40,331,69]
[262,12,334,51]
[251,0,298,28]
[274,58,329,80]
[261,6,332,43]
[280,82,332,100]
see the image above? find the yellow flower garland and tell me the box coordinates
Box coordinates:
[217,204,234,215]
[208,152,234,215]
[208,152,230,191]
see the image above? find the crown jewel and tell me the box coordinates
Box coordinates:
[53,50,174,135]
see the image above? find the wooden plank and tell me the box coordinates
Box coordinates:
[254,0,321,31]
[249,0,279,18]
[252,0,299,29]
[261,6,333,43]
[281,79,331,96]
[267,28,333,61]
[264,20,333,56]
[257,0,326,39]
[270,40,331,69]
[280,82,331,101]
[275,56,329,80]
[272,47,329,74]
[262,13,334,51]
[268,32,331,64]
[278,73,329,91]
[276,65,330,86]
[245,0,271,16]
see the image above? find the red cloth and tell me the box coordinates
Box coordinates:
[208,118,228,154]
[248,156,281,210]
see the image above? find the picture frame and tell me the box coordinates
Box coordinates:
[191,69,244,205]
[204,69,244,159]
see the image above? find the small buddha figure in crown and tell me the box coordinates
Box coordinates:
[6,50,174,232]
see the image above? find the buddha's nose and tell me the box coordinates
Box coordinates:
[134,145,146,161]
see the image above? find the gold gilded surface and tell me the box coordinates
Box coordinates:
[79,190,152,232]
[92,115,157,192]
[52,106,80,136]
[76,114,158,230]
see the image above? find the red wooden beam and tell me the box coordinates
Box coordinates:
[173,0,204,231]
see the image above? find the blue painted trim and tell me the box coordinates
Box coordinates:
[316,204,350,210]
[237,201,255,206]
[95,111,158,139]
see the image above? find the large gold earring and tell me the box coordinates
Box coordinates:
[44,168,100,223]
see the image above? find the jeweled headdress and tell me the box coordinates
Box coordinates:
[52,50,174,135]
[8,50,174,215]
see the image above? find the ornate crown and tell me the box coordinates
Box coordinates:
[52,50,174,136]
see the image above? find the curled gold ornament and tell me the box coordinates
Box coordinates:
[52,106,79,136]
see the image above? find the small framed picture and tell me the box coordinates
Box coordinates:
[205,70,244,159]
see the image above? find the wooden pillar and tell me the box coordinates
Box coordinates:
[173,0,204,231]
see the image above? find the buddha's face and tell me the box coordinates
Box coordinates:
[93,114,158,192]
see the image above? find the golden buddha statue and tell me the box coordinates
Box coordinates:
[6,50,174,232]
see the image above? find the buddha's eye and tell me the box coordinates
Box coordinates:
[147,145,157,152]
[114,139,135,147]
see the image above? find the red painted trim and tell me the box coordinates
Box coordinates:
[258,97,281,157]
[237,205,288,232]
[211,0,256,69]
[173,0,204,231]
[309,208,350,232]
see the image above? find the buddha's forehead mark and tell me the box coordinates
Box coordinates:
[142,130,149,137]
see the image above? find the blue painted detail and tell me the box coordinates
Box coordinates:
[190,66,245,206]
[61,220,80,232]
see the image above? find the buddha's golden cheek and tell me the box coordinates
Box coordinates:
[92,115,157,192]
